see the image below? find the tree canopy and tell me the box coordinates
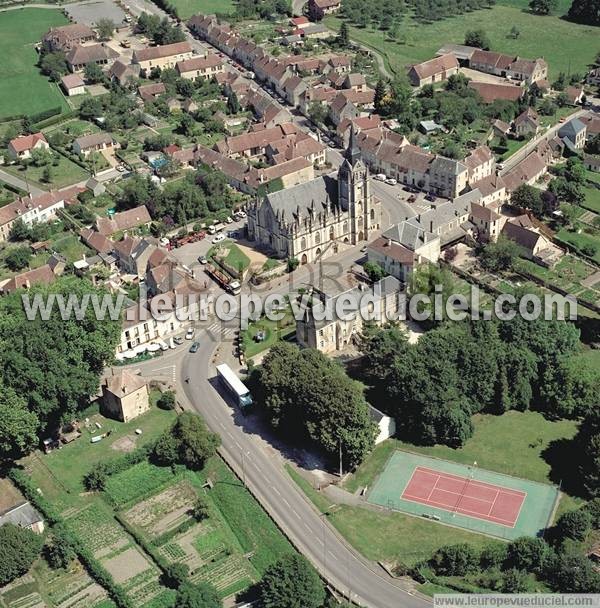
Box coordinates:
[252,343,376,468]
[0,524,43,585]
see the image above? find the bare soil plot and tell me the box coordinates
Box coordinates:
[104,547,154,585]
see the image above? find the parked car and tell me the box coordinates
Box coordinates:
[407,194,417,203]
[375,174,387,181]
[425,193,437,202]
[173,336,184,345]
[226,216,233,224]
[385,178,397,185]
[185,328,195,340]
[237,210,247,218]
[212,233,226,243]
[189,341,200,353]
[198,255,208,264]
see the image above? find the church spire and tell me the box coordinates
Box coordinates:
[345,123,361,166]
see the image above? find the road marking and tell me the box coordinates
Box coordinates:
[272,486,281,496]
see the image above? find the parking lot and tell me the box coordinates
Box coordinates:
[63,0,128,27]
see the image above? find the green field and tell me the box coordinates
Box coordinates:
[325,3,598,80]
[170,0,235,18]
[581,186,600,214]
[556,224,600,264]
[0,8,71,119]
[3,155,88,189]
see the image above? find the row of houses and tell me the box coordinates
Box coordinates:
[188,14,373,127]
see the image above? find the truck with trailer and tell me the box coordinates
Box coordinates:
[215,364,252,410]
[205,264,241,295]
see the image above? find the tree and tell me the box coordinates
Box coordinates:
[509,25,520,38]
[84,62,105,84]
[511,183,544,216]
[163,562,190,589]
[42,164,53,184]
[258,554,325,608]
[254,344,377,468]
[0,524,43,585]
[175,582,221,608]
[464,29,491,50]
[501,568,533,593]
[363,261,387,282]
[374,78,387,114]
[568,0,600,24]
[505,537,551,574]
[0,385,38,463]
[96,18,115,40]
[546,552,600,592]
[79,96,103,120]
[226,91,240,115]
[191,496,210,521]
[287,257,299,272]
[0,276,121,432]
[9,218,32,242]
[157,390,177,410]
[5,246,31,271]
[338,21,350,47]
[555,509,592,541]
[430,544,480,576]
[539,98,558,116]
[153,413,220,470]
[529,0,558,13]
[44,524,76,570]
[479,237,523,272]
[39,51,68,81]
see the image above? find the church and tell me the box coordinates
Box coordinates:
[246,128,381,265]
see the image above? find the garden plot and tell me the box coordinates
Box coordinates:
[0,560,110,608]
[122,480,197,537]
[66,501,162,606]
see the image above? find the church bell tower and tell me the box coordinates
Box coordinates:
[337,125,371,243]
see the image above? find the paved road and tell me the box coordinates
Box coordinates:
[129,317,428,608]
[0,169,45,195]
[499,108,587,175]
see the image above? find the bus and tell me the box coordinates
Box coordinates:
[216,364,252,410]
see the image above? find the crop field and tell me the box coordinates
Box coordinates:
[169,0,236,19]
[325,2,598,80]
[0,8,71,119]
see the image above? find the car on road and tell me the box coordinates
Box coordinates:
[173,336,184,345]
[189,341,200,353]
[235,210,246,219]
[385,178,397,185]
[198,255,208,264]
[226,230,238,238]
[212,234,226,243]
[407,194,417,203]
[425,193,437,202]
[374,173,387,181]
[185,328,195,340]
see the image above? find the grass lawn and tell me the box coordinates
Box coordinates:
[169,0,235,19]
[222,243,251,273]
[0,8,71,119]
[24,405,177,506]
[555,224,600,263]
[3,155,88,189]
[491,136,527,162]
[581,186,600,214]
[286,464,500,566]
[325,5,598,80]
[241,313,296,359]
[345,410,579,504]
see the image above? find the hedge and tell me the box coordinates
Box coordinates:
[33,109,78,131]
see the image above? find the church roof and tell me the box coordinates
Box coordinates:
[264,173,340,223]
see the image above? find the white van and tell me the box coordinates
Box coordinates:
[374,173,387,181]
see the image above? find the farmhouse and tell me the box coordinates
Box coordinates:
[468,81,524,104]
[215,123,299,159]
[101,369,150,423]
[308,0,341,20]
[138,82,167,101]
[109,60,140,86]
[0,265,57,294]
[558,118,587,151]
[407,53,459,87]
[7,132,49,160]
[133,42,193,72]
[176,53,224,80]
[503,152,547,192]
[584,154,600,173]
[469,49,547,84]
[513,108,540,139]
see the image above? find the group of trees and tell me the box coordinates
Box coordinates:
[135,14,186,45]
[427,502,600,592]
[234,0,290,19]
[567,0,600,24]
[251,343,377,468]
[0,276,121,460]
[0,524,43,586]
[340,0,495,28]
[511,183,559,218]
[359,313,596,447]
[116,165,237,227]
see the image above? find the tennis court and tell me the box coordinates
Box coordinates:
[367,451,560,540]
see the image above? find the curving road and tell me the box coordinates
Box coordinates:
[131,331,429,608]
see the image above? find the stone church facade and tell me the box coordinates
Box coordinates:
[247,129,381,264]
